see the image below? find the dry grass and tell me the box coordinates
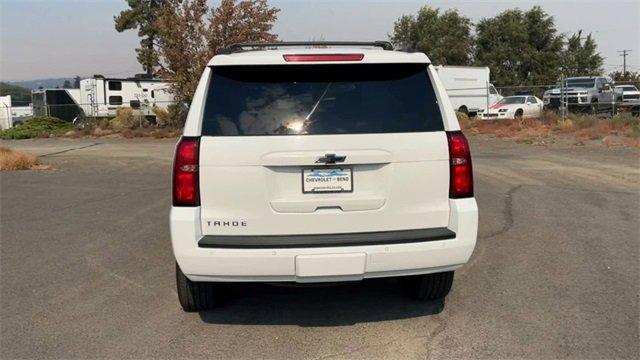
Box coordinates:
[0,147,49,170]
[121,127,182,139]
[622,137,640,147]
[460,112,640,147]
[62,127,181,139]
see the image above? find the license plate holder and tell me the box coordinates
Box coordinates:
[302,167,353,194]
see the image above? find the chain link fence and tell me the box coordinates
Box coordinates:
[2,79,639,130]
[1,98,180,130]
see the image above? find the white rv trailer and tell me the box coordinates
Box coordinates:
[434,65,502,117]
[32,75,174,122]
[32,88,82,122]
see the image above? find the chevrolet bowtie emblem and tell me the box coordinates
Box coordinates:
[315,154,346,164]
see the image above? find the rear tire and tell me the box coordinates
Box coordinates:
[514,109,524,120]
[404,271,454,301]
[176,263,217,312]
[458,106,468,115]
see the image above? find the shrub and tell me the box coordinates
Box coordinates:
[539,110,560,124]
[556,118,575,131]
[154,103,188,128]
[0,116,75,139]
[569,114,598,129]
[629,126,640,139]
[152,106,169,126]
[0,147,39,170]
[610,113,639,131]
[109,107,148,130]
[456,111,472,130]
[97,118,111,130]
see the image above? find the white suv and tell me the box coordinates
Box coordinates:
[171,41,478,311]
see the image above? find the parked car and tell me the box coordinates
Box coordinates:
[614,84,640,102]
[481,95,543,120]
[542,76,623,113]
[170,41,478,311]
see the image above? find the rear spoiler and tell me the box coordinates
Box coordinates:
[218,41,394,55]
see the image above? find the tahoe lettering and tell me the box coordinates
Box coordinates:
[207,220,247,227]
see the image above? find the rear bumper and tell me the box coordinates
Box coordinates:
[170,198,478,283]
[198,228,456,248]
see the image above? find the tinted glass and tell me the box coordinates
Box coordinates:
[527,96,536,103]
[499,97,526,104]
[565,79,595,88]
[109,96,123,105]
[202,64,443,136]
[108,81,122,91]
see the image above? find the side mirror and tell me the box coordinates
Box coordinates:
[526,102,532,105]
[603,84,611,91]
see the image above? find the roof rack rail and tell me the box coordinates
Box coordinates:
[218,41,394,55]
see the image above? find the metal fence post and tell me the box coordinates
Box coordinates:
[486,81,490,115]
[560,74,565,122]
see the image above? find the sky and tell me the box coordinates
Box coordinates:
[1,0,638,81]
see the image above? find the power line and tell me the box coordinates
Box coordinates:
[618,49,632,75]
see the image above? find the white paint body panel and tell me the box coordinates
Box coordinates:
[172,47,478,282]
[171,198,477,282]
[209,48,431,66]
[76,78,174,118]
[480,96,543,120]
[434,65,502,114]
[198,132,450,235]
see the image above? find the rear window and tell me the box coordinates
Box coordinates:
[202,64,443,136]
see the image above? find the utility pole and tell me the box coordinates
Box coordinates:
[618,49,632,77]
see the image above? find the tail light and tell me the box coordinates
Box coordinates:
[283,54,364,62]
[173,137,200,206]
[446,131,473,198]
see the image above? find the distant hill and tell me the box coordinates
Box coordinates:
[0,82,32,105]
[5,77,79,90]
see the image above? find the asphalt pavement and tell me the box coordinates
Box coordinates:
[1,136,638,359]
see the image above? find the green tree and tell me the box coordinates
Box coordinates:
[609,70,640,82]
[73,76,81,88]
[389,7,473,65]
[155,0,279,104]
[0,82,32,105]
[114,0,168,75]
[62,80,72,89]
[561,31,603,77]
[475,6,564,86]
